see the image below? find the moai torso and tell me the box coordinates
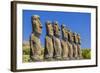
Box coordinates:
[30,15,43,61]
[44,21,54,60]
[30,33,42,61]
[61,25,69,60]
[53,21,62,60]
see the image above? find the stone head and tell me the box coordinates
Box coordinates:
[53,21,60,37]
[68,30,73,42]
[72,32,77,43]
[61,24,69,40]
[46,21,53,36]
[31,15,42,36]
[77,34,81,44]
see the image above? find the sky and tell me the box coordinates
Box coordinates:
[23,10,91,49]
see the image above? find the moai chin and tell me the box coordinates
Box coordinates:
[61,24,69,60]
[44,21,54,60]
[30,15,43,61]
[68,30,74,59]
[53,21,62,60]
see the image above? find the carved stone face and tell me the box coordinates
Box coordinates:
[77,34,81,44]
[61,25,69,40]
[72,32,77,43]
[53,21,60,37]
[32,15,42,35]
[68,31,73,42]
[46,21,53,36]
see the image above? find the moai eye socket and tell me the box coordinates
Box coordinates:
[55,23,57,25]
[48,23,50,25]
[32,17,37,20]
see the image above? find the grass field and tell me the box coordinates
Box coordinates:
[81,48,91,59]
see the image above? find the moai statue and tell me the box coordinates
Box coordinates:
[72,32,78,59]
[53,21,62,60]
[76,34,82,59]
[44,21,54,60]
[61,25,69,60]
[30,15,43,61]
[68,30,74,59]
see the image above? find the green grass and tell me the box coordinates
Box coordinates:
[23,48,30,55]
[23,55,30,62]
[81,49,91,59]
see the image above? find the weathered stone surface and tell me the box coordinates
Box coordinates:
[61,25,69,60]
[44,21,54,60]
[31,15,42,36]
[30,15,43,61]
[72,32,78,59]
[68,31,74,59]
[53,21,62,60]
[76,34,82,59]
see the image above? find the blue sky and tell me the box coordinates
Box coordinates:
[23,10,91,49]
